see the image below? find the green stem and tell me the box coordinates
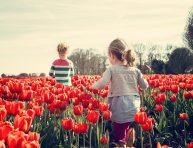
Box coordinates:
[76,134,79,147]
[184,121,186,147]
[103,122,106,134]
[89,126,93,148]
[148,132,152,148]
[68,131,72,148]
[101,117,103,134]
[83,134,85,148]
[140,125,143,148]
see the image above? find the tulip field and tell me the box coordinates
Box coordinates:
[0,74,193,148]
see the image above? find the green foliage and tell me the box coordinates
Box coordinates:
[166,47,193,74]
[151,59,165,74]
[139,88,193,147]
[184,8,193,50]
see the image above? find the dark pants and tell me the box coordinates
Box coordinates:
[112,122,132,144]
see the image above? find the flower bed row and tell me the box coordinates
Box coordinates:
[0,74,192,148]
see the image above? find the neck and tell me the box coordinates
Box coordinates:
[113,60,124,65]
[59,56,67,60]
[60,57,67,60]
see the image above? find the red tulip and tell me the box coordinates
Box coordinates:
[31,83,40,91]
[154,97,164,104]
[57,101,67,111]
[5,91,12,100]
[1,86,10,95]
[82,99,90,108]
[134,111,147,124]
[47,103,58,114]
[92,99,100,109]
[142,118,154,132]
[100,135,109,145]
[185,83,193,90]
[55,83,65,89]
[23,140,40,148]
[102,110,112,121]
[6,101,25,116]
[170,94,177,102]
[151,90,158,98]
[14,115,33,133]
[43,92,54,104]
[180,113,188,120]
[179,83,186,89]
[0,105,7,121]
[170,85,179,93]
[187,142,193,148]
[159,85,166,92]
[0,121,14,141]
[68,90,78,98]
[18,109,35,120]
[19,90,34,101]
[58,93,69,102]
[28,132,40,141]
[99,102,109,112]
[72,97,80,106]
[100,90,108,98]
[32,106,44,117]
[7,130,26,148]
[73,123,88,134]
[87,110,99,124]
[78,93,92,102]
[56,88,65,94]
[77,84,84,91]
[155,104,163,112]
[148,80,155,87]
[158,93,166,102]
[92,89,99,94]
[73,105,84,116]
[62,118,74,131]
[73,75,79,80]
[184,91,192,100]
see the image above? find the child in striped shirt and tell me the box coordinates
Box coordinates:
[49,42,74,86]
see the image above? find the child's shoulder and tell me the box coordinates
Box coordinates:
[128,67,142,74]
[52,58,73,66]
[129,66,140,71]
[52,59,60,64]
[66,59,74,65]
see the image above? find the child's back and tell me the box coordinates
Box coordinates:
[108,65,147,97]
[49,42,74,86]
[50,58,73,85]
[91,38,149,147]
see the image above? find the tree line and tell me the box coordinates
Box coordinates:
[67,43,192,75]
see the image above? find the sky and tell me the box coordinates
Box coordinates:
[0,0,192,75]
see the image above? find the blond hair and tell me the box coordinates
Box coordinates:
[57,42,69,53]
[108,38,136,66]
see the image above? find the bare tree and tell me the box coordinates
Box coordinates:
[132,43,146,69]
[69,48,107,75]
